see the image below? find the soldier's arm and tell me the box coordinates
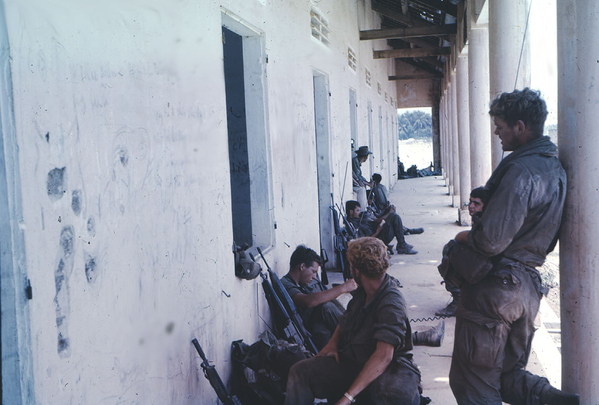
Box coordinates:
[292,279,357,309]
[335,341,394,405]
[469,163,531,256]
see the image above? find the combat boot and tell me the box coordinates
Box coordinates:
[413,321,445,347]
[435,296,459,317]
[396,244,417,255]
[407,227,424,234]
[540,386,580,405]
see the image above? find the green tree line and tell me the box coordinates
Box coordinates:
[397,110,432,140]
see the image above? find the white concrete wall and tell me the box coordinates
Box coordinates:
[1,0,400,403]
[352,0,399,188]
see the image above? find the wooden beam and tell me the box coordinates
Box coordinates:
[400,58,445,74]
[361,24,457,41]
[414,0,458,17]
[389,73,443,81]
[419,56,445,68]
[374,47,451,59]
[388,36,438,50]
[372,2,428,28]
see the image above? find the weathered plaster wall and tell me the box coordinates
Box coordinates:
[393,60,435,109]
[1,0,400,403]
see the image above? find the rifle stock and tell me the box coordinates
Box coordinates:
[191,338,242,405]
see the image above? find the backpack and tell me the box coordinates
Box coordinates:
[231,331,310,405]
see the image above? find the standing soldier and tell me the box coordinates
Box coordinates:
[449,89,579,404]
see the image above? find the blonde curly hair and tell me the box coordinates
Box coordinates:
[346,237,389,279]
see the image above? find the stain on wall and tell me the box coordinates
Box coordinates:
[71,189,81,215]
[87,217,95,234]
[54,226,75,358]
[47,167,66,201]
[84,254,97,284]
[117,147,128,166]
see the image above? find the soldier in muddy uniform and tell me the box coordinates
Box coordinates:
[448,88,579,405]
[285,237,422,405]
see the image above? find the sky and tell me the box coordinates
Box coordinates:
[529,0,558,126]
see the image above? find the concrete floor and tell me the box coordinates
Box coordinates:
[329,175,561,404]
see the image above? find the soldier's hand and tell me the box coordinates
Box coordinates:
[317,342,339,362]
[342,279,358,293]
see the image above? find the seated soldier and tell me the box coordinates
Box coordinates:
[435,187,489,317]
[281,245,358,350]
[345,200,417,255]
[369,173,424,235]
[283,246,444,350]
[285,237,424,405]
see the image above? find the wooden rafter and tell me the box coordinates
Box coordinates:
[374,47,450,59]
[389,73,443,80]
[401,57,445,74]
[372,2,429,28]
[360,24,457,41]
[413,0,458,17]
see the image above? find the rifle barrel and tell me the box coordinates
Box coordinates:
[191,338,208,363]
[256,247,272,271]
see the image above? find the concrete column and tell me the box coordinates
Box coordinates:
[440,93,446,180]
[432,80,441,172]
[558,0,599,401]
[442,92,448,183]
[468,24,492,189]
[456,54,471,224]
[444,90,452,191]
[450,70,460,208]
[488,0,531,169]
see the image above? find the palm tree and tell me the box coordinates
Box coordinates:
[397,110,432,140]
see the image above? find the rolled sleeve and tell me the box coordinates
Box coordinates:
[373,302,407,348]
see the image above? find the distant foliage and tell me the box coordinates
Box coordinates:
[397,110,432,140]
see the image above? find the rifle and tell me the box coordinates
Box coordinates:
[253,253,306,348]
[336,202,358,240]
[319,248,329,286]
[256,248,318,354]
[191,338,242,405]
[329,201,348,281]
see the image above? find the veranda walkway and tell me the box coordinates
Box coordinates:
[331,175,561,405]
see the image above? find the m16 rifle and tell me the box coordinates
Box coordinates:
[191,338,242,405]
[330,195,355,281]
[256,248,318,355]
[253,253,306,348]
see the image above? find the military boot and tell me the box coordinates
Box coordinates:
[413,321,445,347]
[435,296,459,317]
[540,386,580,405]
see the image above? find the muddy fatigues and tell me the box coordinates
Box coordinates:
[281,275,344,350]
[449,136,567,404]
[285,274,421,405]
[347,212,409,248]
